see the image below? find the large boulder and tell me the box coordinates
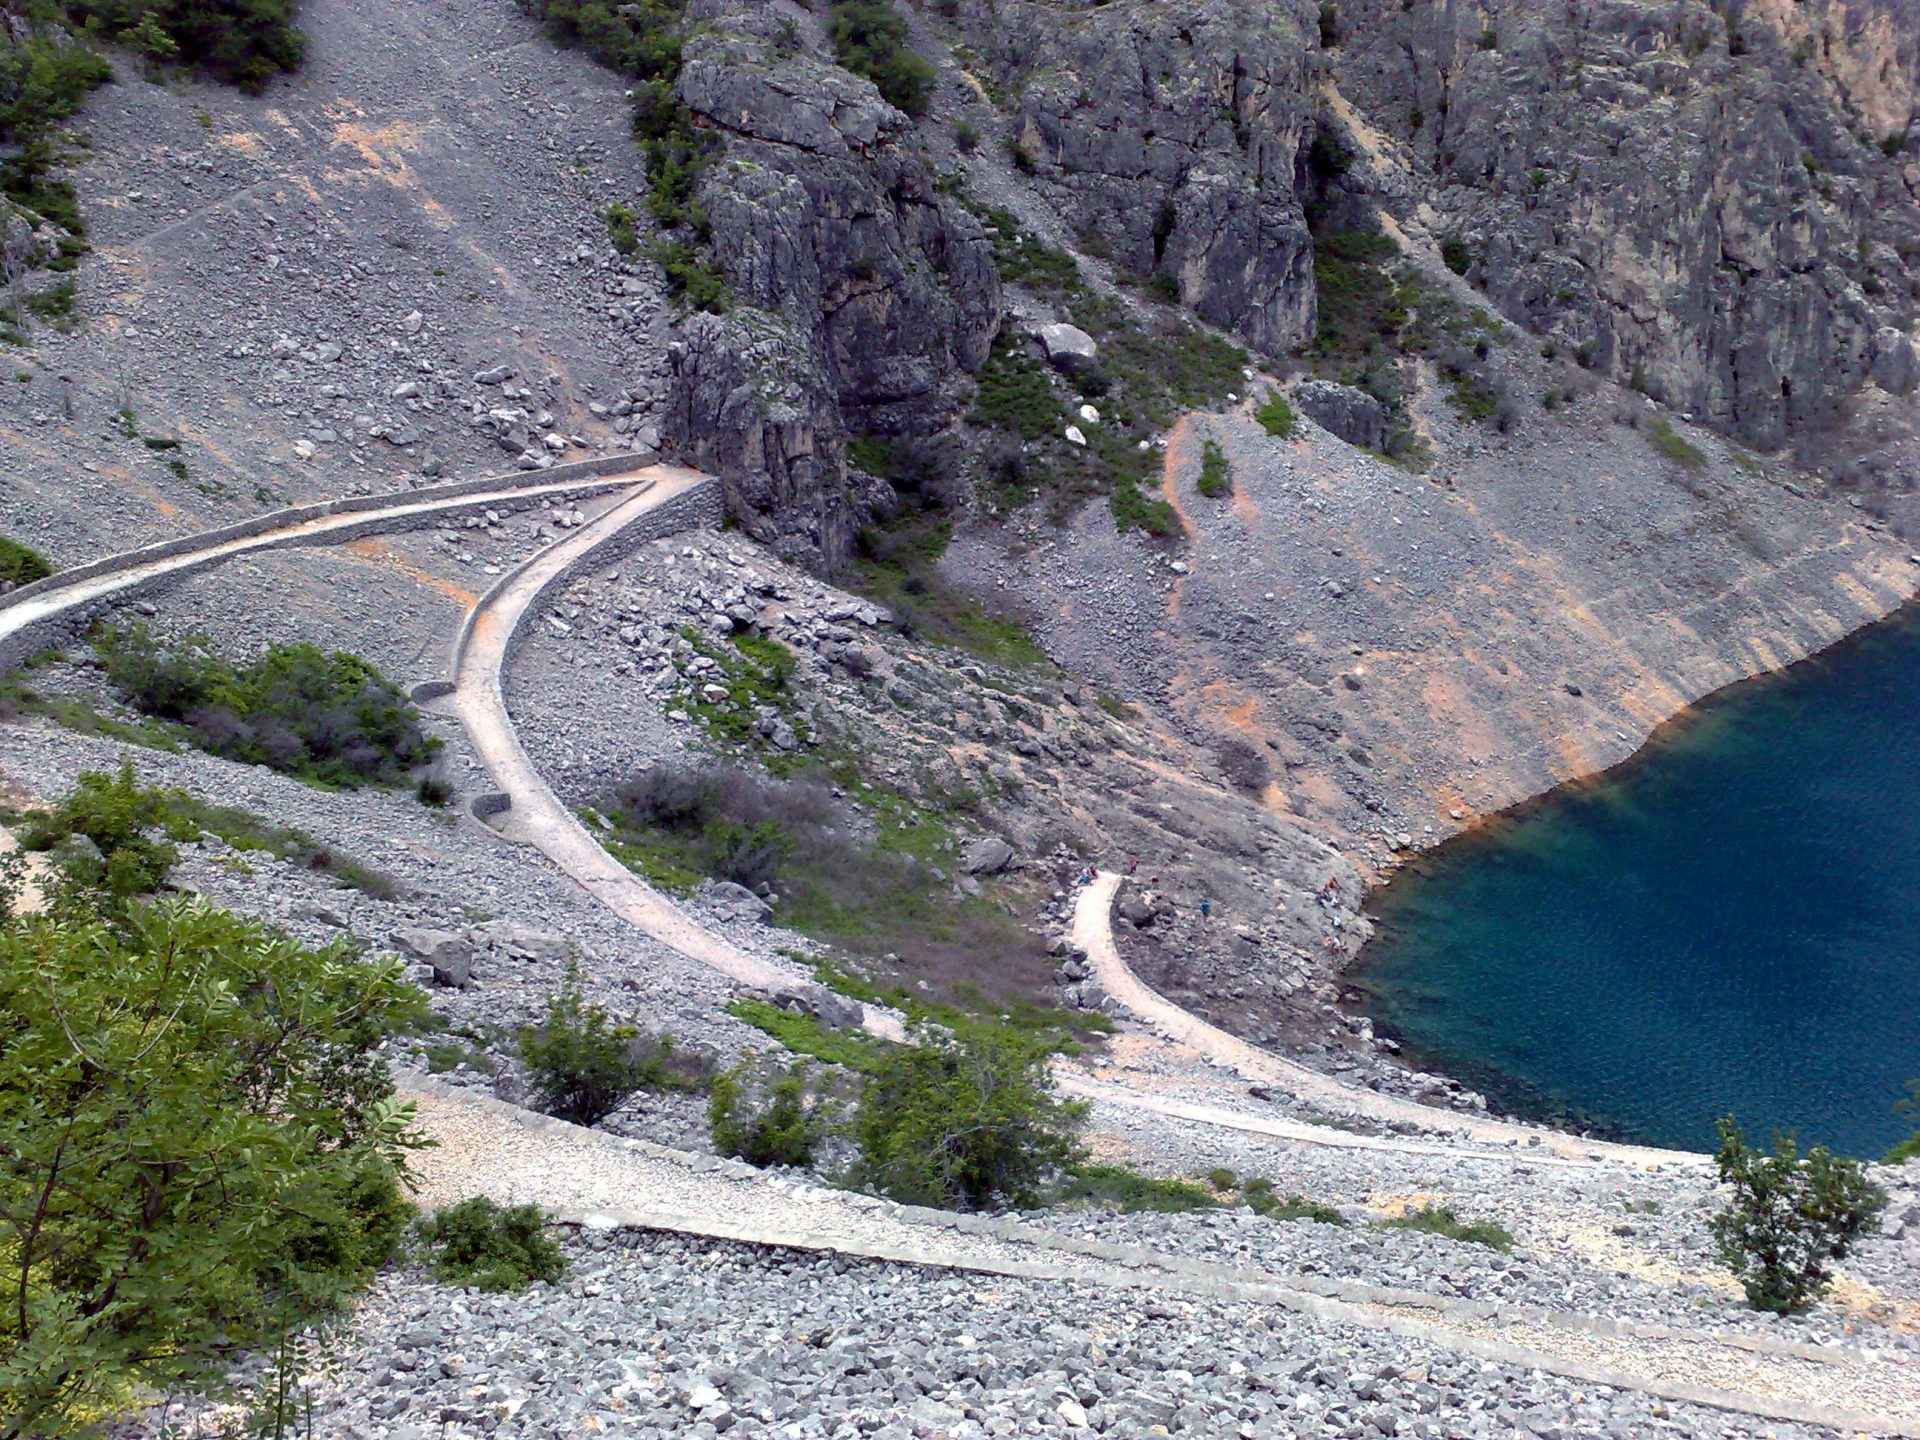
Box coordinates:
[392,927,474,988]
[960,836,1016,875]
[1035,323,1100,377]
[706,879,774,924]
[1292,380,1391,450]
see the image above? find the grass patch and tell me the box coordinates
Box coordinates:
[1054,1164,1218,1213]
[673,627,809,760]
[727,997,894,1073]
[0,536,50,586]
[1378,1204,1514,1250]
[958,199,1246,535]
[1647,416,1706,469]
[1243,1179,1347,1226]
[602,762,1064,1018]
[844,452,1050,669]
[1255,391,1297,439]
[1196,438,1232,498]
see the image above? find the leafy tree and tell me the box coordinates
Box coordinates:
[1710,1116,1887,1313]
[518,963,708,1125]
[415,1198,566,1292]
[708,1060,834,1168]
[852,1025,1085,1210]
[0,883,425,1436]
[829,2,934,118]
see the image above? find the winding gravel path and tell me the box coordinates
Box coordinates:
[5,463,1911,1433]
[438,469,905,1036]
[1071,871,1705,1170]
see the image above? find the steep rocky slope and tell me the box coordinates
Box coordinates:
[633,0,1918,553]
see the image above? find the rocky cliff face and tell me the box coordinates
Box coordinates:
[1330,0,1920,451]
[663,2,999,565]
[956,0,1323,353]
[660,0,1919,559]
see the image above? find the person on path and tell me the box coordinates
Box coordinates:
[1127,857,1140,876]
[1199,898,1211,921]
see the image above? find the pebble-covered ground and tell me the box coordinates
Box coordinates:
[133,1230,1875,1440]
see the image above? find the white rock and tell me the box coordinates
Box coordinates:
[1064,425,1087,446]
[1077,403,1100,424]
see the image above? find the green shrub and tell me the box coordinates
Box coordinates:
[1109,480,1178,537]
[1442,364,1500,422]
[852,1026,1085,1209]
[829,1,933,117]
[1711,1117,1886,1313]
[1206,1167,1236,1191]
[0,535,52,586]
[95,624,443,790]
[1244,1181,1347,1226]
[416,1197,567,1292]
[65,0,307,91]
[1255,391,1298,438]
[708,1060,834,1167]
[1647,415,1706,469]
[1056,1164,1217,1213]
[519,963,708,1125]
[0,889,422,1434]
[1886,1080,1920,1165]
[1196,437,1232,498]
[1379,1204,1514,1250]
[1440,235,1472,275]
[605,200,639,255]
[19,758,197,901]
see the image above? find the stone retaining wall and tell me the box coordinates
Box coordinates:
[0,458,652,672]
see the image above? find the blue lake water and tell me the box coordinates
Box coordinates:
[1352,604,1920,1157]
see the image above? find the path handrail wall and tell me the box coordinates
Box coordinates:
[0,452,646,613]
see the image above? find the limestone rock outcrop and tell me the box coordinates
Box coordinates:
[1331,0,1920,450]
[663,1,999,565]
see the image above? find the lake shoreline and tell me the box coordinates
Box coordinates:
[1341,596,1920,1158]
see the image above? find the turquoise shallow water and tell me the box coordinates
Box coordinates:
[1352,603,1920,1158]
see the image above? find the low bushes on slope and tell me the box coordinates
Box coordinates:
[416,1198,568,1292]
[0,1,305,309]
[518,962,712,1125]
[0,536,52,586]
[64,0,306,92]
[94,623,443,791]
[16,759,404,903]
[829,1,933,118]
